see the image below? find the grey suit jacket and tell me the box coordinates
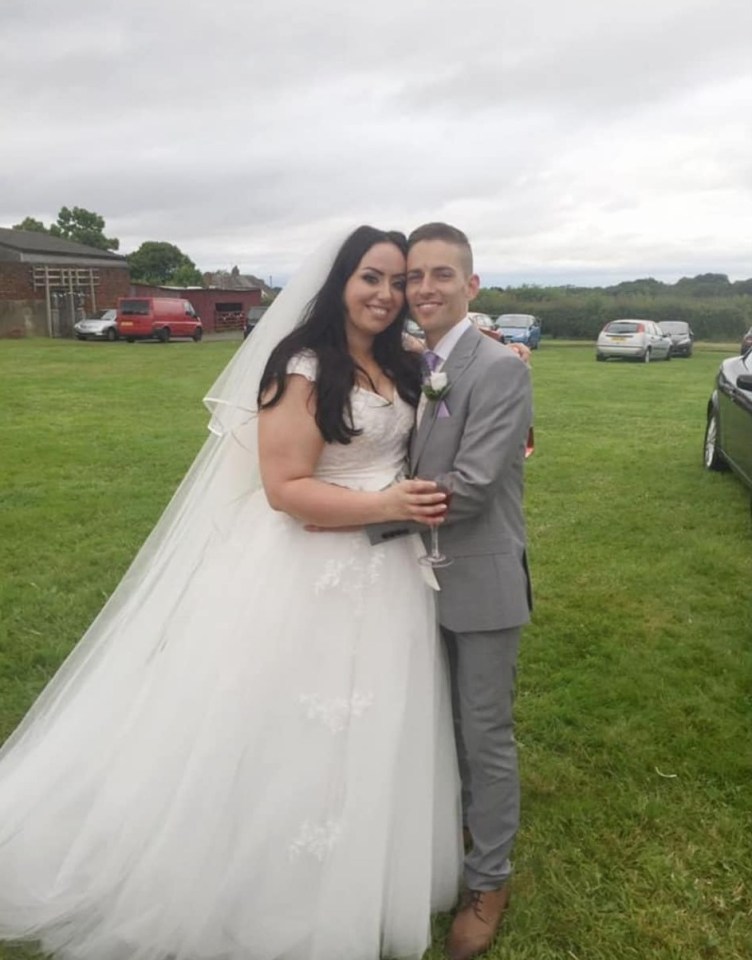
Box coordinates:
[369,325,533,633]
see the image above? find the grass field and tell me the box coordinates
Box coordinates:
[1,338,750,960]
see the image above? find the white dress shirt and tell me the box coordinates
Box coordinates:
[417,316,472,424]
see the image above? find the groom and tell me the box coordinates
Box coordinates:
[373,223,533,960]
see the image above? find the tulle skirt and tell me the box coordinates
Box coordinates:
[0,482,461,960]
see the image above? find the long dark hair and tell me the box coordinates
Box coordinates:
[258,225,421,444]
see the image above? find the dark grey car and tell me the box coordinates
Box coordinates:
[704,348,752,500]
[659,320,694,358]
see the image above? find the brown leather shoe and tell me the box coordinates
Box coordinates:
[446,885,510,960]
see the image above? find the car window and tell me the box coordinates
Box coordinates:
[469,313,493,328]
[659,322,688,334]
[120,299,150,316]
[497,315,534,327]
[605,321,641,334]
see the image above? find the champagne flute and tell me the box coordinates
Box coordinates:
[418,482,454,568]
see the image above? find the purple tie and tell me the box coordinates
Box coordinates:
[422,350,441,374]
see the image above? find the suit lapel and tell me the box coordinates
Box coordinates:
[410,326,482,471]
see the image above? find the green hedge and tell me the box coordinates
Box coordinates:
[471,290,752,342]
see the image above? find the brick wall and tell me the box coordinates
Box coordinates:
[0,262,130,337]
[0,263,35,300]
[0,299,48,337]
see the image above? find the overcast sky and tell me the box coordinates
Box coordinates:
[1,0,750,287]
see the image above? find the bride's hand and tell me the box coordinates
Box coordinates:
[382,479,447,524]
[508,342,531,364]
[401,332,426,354]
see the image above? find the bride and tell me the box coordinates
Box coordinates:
[0,226,462,960]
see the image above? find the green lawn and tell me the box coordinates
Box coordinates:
[1,338,750,960]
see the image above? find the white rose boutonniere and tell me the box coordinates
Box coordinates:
[422,371,450,401]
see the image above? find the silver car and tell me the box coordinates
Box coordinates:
[74,309,119,341]
[596,319,672,363]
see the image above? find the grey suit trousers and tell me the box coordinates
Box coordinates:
[441,624,520,891]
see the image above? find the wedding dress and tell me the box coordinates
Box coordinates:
[0,350,461,960]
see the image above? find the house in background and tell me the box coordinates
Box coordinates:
[0,228,129,338]
[0,228,268,337]
[203,267,277,302]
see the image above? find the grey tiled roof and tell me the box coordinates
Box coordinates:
[0,227,127,262]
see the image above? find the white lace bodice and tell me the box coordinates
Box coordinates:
[287,351,414,491]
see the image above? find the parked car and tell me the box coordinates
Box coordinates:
[404,318,425,341]
[494,314,541,349]
[596,319,672,362]
[658,320,694,357]
[703,349,752,496]
[741,327,752,355]
[243,305,268,340]
[468,312,503,341]
[74,308,119,341]
[117,297,203,342]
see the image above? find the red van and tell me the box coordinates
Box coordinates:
[117,298,203,342]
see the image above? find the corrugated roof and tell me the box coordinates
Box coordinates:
[0,227,127,262]
[203,270,267,295]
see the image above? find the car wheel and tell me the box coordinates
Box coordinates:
[703,409,728,471]
[596,353,606,362]
[157,327,170,343]
[665,348,672,361]
[192,328,203,342]
[106,328,117,341]
[642,349,651,364]
[75,334,86,340]
[126,337,135,343]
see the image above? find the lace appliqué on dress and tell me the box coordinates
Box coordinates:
[288,818,342,861]
[298,691,375,733]
[314,547,386,605]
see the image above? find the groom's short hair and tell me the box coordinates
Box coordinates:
[407,222,474,276]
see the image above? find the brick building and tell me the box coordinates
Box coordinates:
[0,227,130,338]
[130,283,263,333]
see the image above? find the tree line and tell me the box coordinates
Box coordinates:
[13,209,751,340]
[471,275,752,342]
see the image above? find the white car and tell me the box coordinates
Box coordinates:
[596,319,672,363]
[74,309,119,341]
[468,312,503,342]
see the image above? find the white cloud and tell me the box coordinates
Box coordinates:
[1,0,750,284]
